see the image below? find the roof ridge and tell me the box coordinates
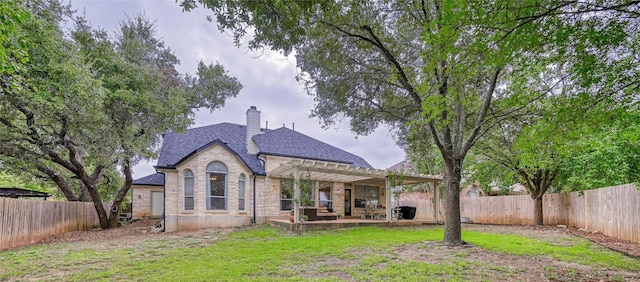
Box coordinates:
[185,122,244,131]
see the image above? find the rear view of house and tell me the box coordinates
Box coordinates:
[132,106,440,232]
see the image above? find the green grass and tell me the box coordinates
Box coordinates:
[1,225,638,281]
[462,230,640,271]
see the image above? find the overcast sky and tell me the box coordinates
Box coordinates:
[71,0,406,178]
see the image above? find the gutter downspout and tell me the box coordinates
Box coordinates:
[160,171,166,232]
[252,175,257,224]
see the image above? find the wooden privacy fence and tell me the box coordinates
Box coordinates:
[460,184,640,244]
[396,199,445,221]
[0,198,104,249]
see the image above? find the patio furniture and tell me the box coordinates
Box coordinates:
[301,207,318,221]
[365,207,386,220]
[398,206,417,220]
[316,212,338,220]
[392,207,402,221]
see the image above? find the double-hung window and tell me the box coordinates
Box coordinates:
[184,170,194,210]
[238,174,246,211]
[280,179,293,210]
[319,182,333,210]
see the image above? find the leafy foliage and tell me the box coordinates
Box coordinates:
[0,0,241,228]
[281,170,315,207]
[181,0,639,241]
[0,170,55,194]
[0,1,29,75]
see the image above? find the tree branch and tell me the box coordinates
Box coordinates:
[462,68,500,154]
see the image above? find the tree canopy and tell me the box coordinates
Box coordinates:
[0,0,242,228]
[182,0,639,244]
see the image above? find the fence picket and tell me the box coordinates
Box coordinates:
[0,198,108,249]
[459,184,639,244]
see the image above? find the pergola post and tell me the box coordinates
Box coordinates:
[293,166,300,223]
[386,176,391,222]
[433,180,439,224]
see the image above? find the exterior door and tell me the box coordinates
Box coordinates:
[344,189,351,216]
[151,191,164,218]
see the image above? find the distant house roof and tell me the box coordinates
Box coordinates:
[132,173,165,186]
[389,159,412,172]
[155,123,373,176]
[0,187,50,198]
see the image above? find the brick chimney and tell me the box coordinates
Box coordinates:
[246,106,261,154]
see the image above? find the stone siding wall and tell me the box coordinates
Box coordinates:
[163,144,253,232]
[159,149,372,231]
[132,185,164,219]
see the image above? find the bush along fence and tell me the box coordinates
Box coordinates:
[0,198,106,249]
[460,184,640,244]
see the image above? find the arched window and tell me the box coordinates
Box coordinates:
[184,170,194,210]
[238,174,246,211]
[206,161,228,210]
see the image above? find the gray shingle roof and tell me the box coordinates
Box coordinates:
[156,123,264,174]
[154,123,372,176]
[253,127,372,168]
[132,172,165,186]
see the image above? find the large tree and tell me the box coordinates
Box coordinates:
[182,0,537,244]
[471,92,640,225]
[0,1,242,228]
[182,0,638,243]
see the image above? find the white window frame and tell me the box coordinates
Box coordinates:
[280,178,293,211]
[238,174,246,211]
[319,182,333,210]
[206,161,228,210]
[184,169,194,210]
[355,185,379,208]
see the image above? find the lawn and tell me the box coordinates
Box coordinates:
[1,225,638,281]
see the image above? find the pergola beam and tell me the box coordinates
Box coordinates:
[268,159,442,185]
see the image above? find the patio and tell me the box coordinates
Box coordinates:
[267,217,440,233]
[268,159,443,225]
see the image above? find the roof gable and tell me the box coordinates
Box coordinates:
[156,123,265,174]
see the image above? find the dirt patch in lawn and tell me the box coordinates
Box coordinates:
[36,219,237,250]
[565,227,640,258]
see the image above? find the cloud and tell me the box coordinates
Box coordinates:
[71,0,405,178]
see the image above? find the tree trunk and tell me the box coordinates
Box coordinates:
[79,183,92,202]
[443,156,463,244]
[92,195,110,229]
[108,207,119,228]
[107,159,134,228]
[533,196,543,225]
[91,191,110,229]
[82,181,110,229]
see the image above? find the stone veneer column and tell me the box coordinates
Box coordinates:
[163,170,179,232]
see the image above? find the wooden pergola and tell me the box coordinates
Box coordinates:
[268,159,442,223]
